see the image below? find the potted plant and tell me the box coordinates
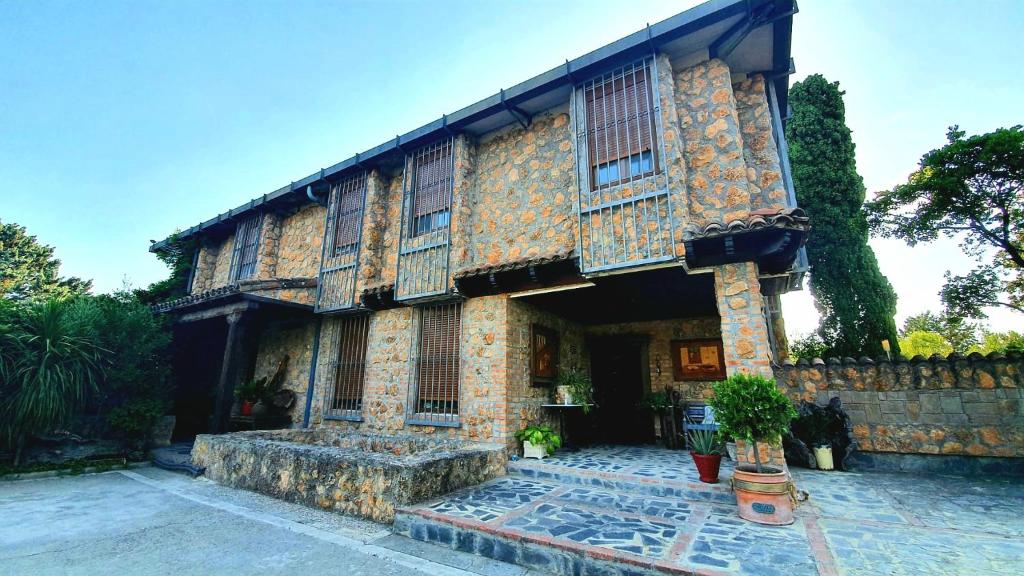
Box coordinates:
[514,425,562,459]
[556,367,594,413]
[793,404,834,470]
[234,379,262,416]
[708,374,798,525]
[687,425,723,483]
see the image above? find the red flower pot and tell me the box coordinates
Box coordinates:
[691,452,722,483]
[240,401,254,416]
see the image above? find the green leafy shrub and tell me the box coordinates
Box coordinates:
[639,391,672,412]
[557,367,594,413]
[514,425,562,455]
[708,374,797,472]
[0,299,105,465]
[107,398,166,445]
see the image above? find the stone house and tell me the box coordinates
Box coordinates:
[152,0,806,451]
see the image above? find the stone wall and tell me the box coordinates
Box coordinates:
[733,74,787,212]
[274,203,325,279]
[462,111,576,270]
[714,262,772,377]
[775,354,1024,459]
[674,58,751,228]
[252,317,317,426]
[506,299,588,445]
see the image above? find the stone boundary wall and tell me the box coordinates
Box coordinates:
[774,353,1023,459]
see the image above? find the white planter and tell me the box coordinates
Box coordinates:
[556,386,573,405]
[523,440,547,460]
[725,442,737,461]
[814,445,834,470]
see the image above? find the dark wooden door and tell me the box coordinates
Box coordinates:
[590,339,652,444]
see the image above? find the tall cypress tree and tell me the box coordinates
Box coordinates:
[786,75,900,357]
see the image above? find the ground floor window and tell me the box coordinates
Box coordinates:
[325,315,370,420]
[409,301,462,426]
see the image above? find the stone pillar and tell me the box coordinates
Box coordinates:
[714,261,786,469]
[211,310,258,433]
[714,261,773,377]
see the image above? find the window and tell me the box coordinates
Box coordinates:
[670,339,726,381]
[325,315,370,420]
[330,172,367,256]
[583,63,658,190]
[411,302,462,424]
[531,324,559,385]
[409,140,453,237]
[229,213,263,282]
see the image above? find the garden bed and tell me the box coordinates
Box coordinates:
[191,429,507,523]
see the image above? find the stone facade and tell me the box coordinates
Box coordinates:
[775,354,1024,459]
[252,317,317,426]
[714,262,772,377]
[733,75,787,212]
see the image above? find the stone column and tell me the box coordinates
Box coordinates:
[211,310,257,433]
[714,261,786,468]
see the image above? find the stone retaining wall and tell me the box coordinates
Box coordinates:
[774,354,1024,459]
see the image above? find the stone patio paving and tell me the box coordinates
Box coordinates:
[396,445,1024,575]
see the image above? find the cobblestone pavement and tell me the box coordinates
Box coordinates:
[401,446,1024,575]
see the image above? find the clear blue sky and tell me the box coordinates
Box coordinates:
[2,0,1022,336]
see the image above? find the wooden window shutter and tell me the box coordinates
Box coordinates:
[416,303,461,415]
[585,65,654,168]
[332,174,366,251]
[413,143,452,217]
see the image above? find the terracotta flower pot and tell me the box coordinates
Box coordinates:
[690,452,722,483]
[731,465,795,525]
[240,401,254,416]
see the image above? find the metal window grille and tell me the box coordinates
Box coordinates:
[316,171,368,312]
[409,301,461,426]
[395,138,455,301]
[323,314,370,421]
[228,213,263,282]
[583,62,659,190]
[573,57,677,274]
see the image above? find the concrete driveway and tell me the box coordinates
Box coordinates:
[0,467,535,576]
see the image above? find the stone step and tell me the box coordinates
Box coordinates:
[507,455,736,505]
[394,507,696,576]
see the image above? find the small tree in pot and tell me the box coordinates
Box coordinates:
[708,374,798,525]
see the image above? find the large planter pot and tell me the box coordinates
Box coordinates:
[523,440,546,460]
[149,415,176,448]
[814,445,834,470]
[690,452,722,483]
[731,465,796,525]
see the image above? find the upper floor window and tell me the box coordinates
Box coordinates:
[409,139,453,238]
[229,213,263,282]
[410,301,462,425]
[329,172,367,256]
[583,62,659,190]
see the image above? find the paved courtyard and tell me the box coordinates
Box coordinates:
[398,446,1024,575]
[0,466,538,576]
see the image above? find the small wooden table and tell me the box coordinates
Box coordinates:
[541,403,594,452]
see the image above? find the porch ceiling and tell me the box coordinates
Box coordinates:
[515,267,717,324]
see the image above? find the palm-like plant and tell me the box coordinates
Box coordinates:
[0,300,106,465]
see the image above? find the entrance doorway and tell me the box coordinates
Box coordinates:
[588,337,653,445]
[170,320,228,440]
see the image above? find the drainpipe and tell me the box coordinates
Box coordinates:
[302,316,323,428]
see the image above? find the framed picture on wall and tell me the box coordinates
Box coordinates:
[531,324,559,386]
[670,339,726,381]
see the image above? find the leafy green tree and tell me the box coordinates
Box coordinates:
[0,300,105,465]
[971,330,1024,355]
[898,331,953,358]
[788,332,829,360]
[0,220,91,301]
[900,311,979,353]
[866,125,1024,319]
[135,233,197,305]
[786,75,900,357]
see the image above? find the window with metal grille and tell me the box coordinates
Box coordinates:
[324,315,370,420]
[330,173,367,256]
[229,213,263,282]
[410,302,461,425]
[583,62,659,190]
[409,140,453,237]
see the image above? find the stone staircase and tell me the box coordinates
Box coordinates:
[392,448,813,576]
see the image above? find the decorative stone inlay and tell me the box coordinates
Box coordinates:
[427,478,559,522]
